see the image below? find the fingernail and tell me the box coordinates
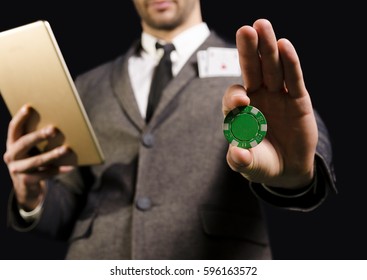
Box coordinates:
[43,126,55,137]
[232,92,245,97]
[231,92,247,101]
[21,105,29,114]
[57,146,68,155]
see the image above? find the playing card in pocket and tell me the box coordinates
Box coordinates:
[197,47,241,78]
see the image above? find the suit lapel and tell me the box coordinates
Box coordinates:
[151,54,197,122]
[110,42,145,131]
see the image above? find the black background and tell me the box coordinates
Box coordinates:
[0,1,364,259]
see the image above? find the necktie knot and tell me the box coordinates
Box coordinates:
[155,42,175,54]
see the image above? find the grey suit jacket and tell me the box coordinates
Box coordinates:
[9,32,337,259]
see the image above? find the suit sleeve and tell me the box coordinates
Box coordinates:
[249,110,337,211]
[7,167,91,240]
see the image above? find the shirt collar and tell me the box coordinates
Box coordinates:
[141,22,210,59]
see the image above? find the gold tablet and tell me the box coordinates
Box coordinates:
[0,20,104,166]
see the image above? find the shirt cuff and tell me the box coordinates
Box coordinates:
[18,201,43,223]
[249,159,329,211]
[260,170,317,199]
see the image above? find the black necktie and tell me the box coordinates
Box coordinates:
[146,42,175,123]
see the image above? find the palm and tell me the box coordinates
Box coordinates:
[247,81,317,187]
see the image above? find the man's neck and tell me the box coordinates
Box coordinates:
[142,14,203,42]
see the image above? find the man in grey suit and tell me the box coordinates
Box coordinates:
[3,0,336,259]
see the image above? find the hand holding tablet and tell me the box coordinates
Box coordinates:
[0,20,104,166]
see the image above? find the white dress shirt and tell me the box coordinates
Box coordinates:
[128,22,210,118]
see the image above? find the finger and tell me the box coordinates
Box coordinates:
[10,165,74,195]
[226,145,253,172]
[7,145,70,174]
[6,105,32,147]
[4,125,57,161]
[278,38,308,99]
[222,84,251,116]
[236,25,262,91]
[13,166,62,185]
[253,18,284,92]
[59,166,75,173]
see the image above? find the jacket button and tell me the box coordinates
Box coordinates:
[142,133,154,147]
[136,197,152,211]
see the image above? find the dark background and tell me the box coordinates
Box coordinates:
[0,1,364,259]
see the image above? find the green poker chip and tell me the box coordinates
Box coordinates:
[223,105,267,149]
